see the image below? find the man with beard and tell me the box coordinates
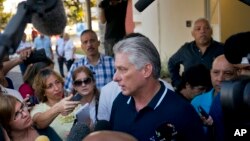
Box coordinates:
[64,29,115,92]
[168,18,224,88]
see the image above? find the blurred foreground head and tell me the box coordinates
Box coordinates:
[82,131,138,141]
[224,31,250,76]
[224,31,250,64]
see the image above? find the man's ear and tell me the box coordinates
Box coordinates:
[142,64,153,78]
[191,30,195,38]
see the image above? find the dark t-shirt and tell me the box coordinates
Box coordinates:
[110,81,205,141]
[102,1,128,40]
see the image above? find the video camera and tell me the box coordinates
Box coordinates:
[220,31,250,139]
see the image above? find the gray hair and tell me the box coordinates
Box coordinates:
[193,17,212,29]
[113,36,161,79]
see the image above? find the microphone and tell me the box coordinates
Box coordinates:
[240,0,250,6]
[155,122,177,141]
[67,122,90,141]
[31,0,67,35]
[135,0,155,12]
[224,31,250,64]
[94,120,112,131]
[0,0,67,60]
[35,135,50,141]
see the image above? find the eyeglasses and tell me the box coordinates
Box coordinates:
[14,103,28,120]
[73,77,92,87]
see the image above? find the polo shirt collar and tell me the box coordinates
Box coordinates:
[126,81,167,110]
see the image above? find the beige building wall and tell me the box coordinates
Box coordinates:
[132,0,206,61]
[220,0,250,42]
[132,0,250,62]
[158,0,206,61]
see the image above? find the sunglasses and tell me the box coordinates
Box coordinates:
[73,77,92,86]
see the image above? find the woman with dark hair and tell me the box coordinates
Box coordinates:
[72,66,100,129]
[0,95,62,141]
[176,64,212,101]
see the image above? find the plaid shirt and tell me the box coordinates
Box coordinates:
[64,54,115,92]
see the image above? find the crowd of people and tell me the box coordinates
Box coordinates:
[0,16,250,141]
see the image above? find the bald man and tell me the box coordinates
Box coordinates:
[168,18,224,88]
[192,54,237,117]
[191,54,237,138]
[83,131,137,141]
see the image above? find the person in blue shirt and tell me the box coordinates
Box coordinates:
[110,35,205,141]
[64,29,115,92]
[33,34,54,60]
[191,54,237,138]
[210,31,250,141]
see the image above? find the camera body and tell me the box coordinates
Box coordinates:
[221,76,250,121]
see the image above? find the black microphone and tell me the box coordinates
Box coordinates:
[0,0,67,61]
[94,120,112,131]
[155,122,177,141]
[135,0,155,12]
[240,0,250,6]
[67,122,90,141]
[31,0,67,35]
[224,31,250,64]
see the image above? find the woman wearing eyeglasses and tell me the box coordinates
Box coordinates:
[72,66,100,129]
[30,69,79,140]
[0,95,62,141]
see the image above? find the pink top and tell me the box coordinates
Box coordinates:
[19,83,35,99]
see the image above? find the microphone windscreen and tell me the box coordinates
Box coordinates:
[35,135,50,141]
[94,120,112,131]
[135,0,155,12]
[31,0,67,36]
[224,31,250,64]
[67,122,90,141]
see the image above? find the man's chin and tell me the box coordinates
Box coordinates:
[121,89,131,96]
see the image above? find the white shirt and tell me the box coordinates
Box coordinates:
[16,41,33,52]
[56,38,64,56]
[0,85,24,102]
[97,79,174,121]
[63,39,75,61]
